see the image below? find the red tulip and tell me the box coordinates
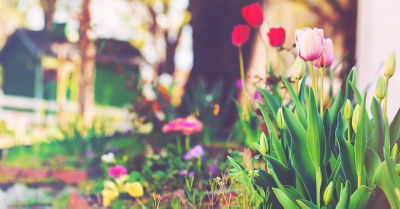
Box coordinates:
[241,3,264,27]
[231,24,251,46]
[267,27,286,47]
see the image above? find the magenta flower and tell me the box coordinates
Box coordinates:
[162,116,203,136]
[183,145,205,161]
[235,79,242,90]
[188,171,195,178]
[108,165,127,178]
[179,169,187,176]
[209,164,217,175]
[253,91,261,100]
[313,38,334,68]
[295,28,324,61]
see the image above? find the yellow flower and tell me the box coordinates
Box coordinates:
[124,182,144,198]
[102,189,119,207]
[115,175,129,190]
[352,105,360,133]
[213,104,220,116]
[259,132,268,155]
[384,52,396,78]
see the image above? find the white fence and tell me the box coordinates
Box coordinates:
[0,93,131,125]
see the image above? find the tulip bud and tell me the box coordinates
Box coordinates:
[375,76,387,101]
[323,181,334,205]
[291,57,306,80]
[391,143,399,160]
[259,132,268,155]
[343,99,353,121]
[352,105,360,133]
[276,108,286,130]
[384,52,396,78]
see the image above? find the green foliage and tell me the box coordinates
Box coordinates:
[230,66,400,209]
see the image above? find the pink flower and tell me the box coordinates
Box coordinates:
[162,118,185,133]
[267,27,286,47]
[231,24,251,46]
[241,3,264,27]
[313,38,334,68]
[253,91,261,100]
[162,116,203,136]
[108,165,127,178]
[235,79,242,90]
[183,145,205,161]
[295,28,324,61]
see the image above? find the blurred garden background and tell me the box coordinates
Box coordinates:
[0,0,399,208]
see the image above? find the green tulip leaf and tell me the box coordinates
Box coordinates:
[355,93,368,187]
[349,185,373,209]
[257,86,280,119]
[281,76,307,127]
[336,113,358,190]
[373,160,400,209]
[390,108,400,146]
[258,102,288,166]
[368,97,385,159]
[282,106,315,200]
[272,188,300,209]
[254,169,277,191]
[296,199,318,209]
[335,181,350,209]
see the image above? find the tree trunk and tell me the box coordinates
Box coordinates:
[339,0,358,79]
[188,0,258,127]
[40,0,57,30]
[79,0,96,127]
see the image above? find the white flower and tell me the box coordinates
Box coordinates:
[158,73,173,88]
[101,153,115,163]
[142,85,157,101]
[140,64,155,83]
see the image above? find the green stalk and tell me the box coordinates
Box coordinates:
[238,46,249,120]
[185,135,190,151]
[384,77,389,121]
[197,157,202,174]
[308,61,317,100]
[320,68,324,117]
[316,167,322,207]
[347,121,351,142]
[176,137,182,155]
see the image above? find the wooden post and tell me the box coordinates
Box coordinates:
[78,0,96,127]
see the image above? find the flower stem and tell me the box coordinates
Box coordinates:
[347,121,351,142]
[320,68,324,117]
[238,47,249,120]
[185,135,190,151]
[357,173,361,188]
[316,167,322,207]
[177,137,182,155]
[308,61,317,100]
[197,157,202,175]
[384,77,389,122]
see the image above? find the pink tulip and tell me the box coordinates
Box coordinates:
[295,28,324,61]
[313,38,334,68]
